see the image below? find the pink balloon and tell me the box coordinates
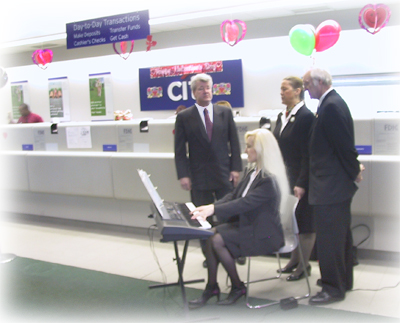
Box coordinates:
[315,20,341,52]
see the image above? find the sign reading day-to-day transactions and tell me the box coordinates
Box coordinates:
[66,10,149,49]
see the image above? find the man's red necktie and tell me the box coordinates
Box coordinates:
[204,108,213,141]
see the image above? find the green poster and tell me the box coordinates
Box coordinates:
[49,81,64,118]
[89,77,106,116]
[11,85,24,118]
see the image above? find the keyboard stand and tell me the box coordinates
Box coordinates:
[149,240,204,314]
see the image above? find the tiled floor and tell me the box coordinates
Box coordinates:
[1,215,400,320]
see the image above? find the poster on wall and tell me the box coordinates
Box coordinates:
[89,72,114,121]
[10,81,29,121]
[49,77,70,122]
[139,59,244,111]
[374,119,399,155]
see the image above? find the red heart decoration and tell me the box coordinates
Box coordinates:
[359,4,391,35]
[146,35,157,52]
[41,51,53,64]
[121,41,128,54]
[32,49,53,69]
[113,41,134,60]
[220,20,247,46]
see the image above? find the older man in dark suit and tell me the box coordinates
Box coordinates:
[303,68,365,305]
[174,73,243,266]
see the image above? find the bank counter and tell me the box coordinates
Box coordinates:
[0,117,399,253]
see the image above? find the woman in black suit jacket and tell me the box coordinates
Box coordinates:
[273,76,315,281]
[188,128,290,308]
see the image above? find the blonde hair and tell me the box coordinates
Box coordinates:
[215,100,232,108]
[245,128,290,210]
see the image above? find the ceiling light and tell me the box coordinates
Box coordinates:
[1,33,66,49]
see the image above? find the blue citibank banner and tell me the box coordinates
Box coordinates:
[139,59,244,111]
[66,10,149,49]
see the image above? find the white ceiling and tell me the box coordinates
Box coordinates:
[1,0,399,54]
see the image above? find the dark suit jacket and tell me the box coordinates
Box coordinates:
[174,104,242,190]
[214,168,284,256]
[308,90,360,205]
[273,104,314,190]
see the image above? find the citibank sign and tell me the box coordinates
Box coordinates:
[139,59,244,111]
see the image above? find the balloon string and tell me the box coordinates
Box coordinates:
[310,51,316,67]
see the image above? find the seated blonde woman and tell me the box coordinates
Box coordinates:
[189,128,289,308]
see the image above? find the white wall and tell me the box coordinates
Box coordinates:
[1,26,399,124]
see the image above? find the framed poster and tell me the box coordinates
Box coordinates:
[10,80,29,121]
[49,76,70,122]
[89,72,114,121]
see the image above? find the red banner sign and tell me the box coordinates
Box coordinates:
[150,61,223,79]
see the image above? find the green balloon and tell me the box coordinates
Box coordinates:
[289,25,315,56]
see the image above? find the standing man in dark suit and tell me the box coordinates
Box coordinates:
[303,68,365,305]
[174,73,243,267]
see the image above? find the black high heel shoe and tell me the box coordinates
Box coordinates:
[217,282,246,305]
[188,284,220,309]
[277,263,298,274]
[286,265,311,281]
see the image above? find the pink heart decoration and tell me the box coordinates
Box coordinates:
[220,20,247,46]
[359,4,391,35]
[113,40,134,60]
[315,20,341,52]
[226,23,239,42]
[32,49,53,69]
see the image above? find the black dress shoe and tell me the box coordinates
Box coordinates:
[286,265,311,281]
[189,284,220,309]
[217,283,246,305]
[236,257,246,265]
[277,263,298,274]
[309,291,344,305]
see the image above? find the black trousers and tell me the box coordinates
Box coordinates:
[313,199,353,298]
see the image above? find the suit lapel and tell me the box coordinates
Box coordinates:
[280,104,305,135]
[275,113,283,136]
[237,169,261,197]
[211,105,223,142]
[317,89,336,116]
[248,171,262,191]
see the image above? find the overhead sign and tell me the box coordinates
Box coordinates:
[66,10,149,49]
[139,59,244,111]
